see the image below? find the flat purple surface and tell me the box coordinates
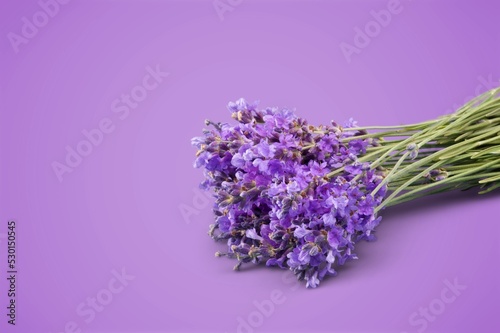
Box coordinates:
[1,0,499,332]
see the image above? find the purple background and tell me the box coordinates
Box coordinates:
[1,0,499,332]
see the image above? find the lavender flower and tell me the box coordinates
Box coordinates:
[193,88,500,288]
[192,98,387,288]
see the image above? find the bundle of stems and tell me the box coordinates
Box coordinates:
[192,88,500,288]
[335,87,500,211]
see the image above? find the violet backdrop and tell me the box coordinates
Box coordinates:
[1,0,499,332]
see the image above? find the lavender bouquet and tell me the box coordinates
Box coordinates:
[192,88,500,288]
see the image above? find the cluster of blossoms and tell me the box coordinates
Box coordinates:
[192,88,500,288]
[192,98,388,288]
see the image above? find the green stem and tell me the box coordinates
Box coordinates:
[346,87,500,212]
